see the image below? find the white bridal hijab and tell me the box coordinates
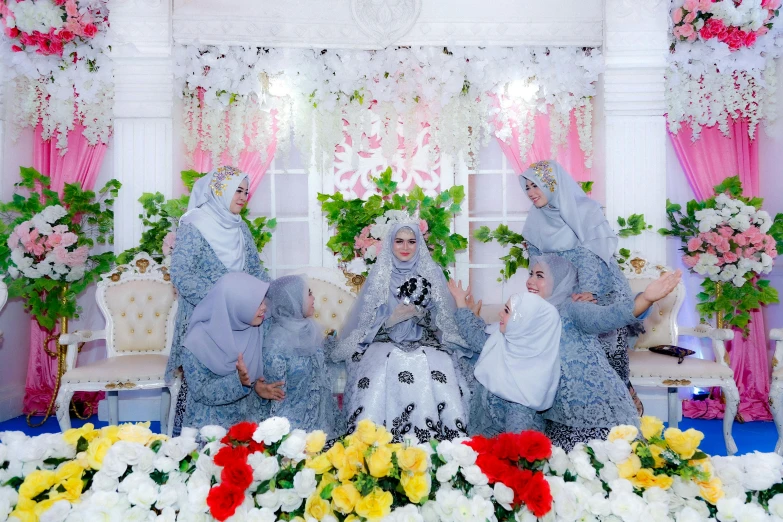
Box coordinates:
[473,292,562,411]
[180,166,248,271]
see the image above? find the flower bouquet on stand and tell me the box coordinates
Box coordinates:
[0,167,121,423]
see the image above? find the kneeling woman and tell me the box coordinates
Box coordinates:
[263,275,338,435]
[181,272,285,430]
[448,282,561,436]
[331,221,475,443]
[529,255,681,450]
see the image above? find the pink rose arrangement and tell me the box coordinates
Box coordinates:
[7,204,90,282]
[0,0,106,56]
[671,0,779,50]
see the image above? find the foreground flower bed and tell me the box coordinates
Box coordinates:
[1,417,782,522]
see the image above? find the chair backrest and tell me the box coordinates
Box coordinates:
[621,254,685,349]
[97,253,178,358]
[291,266,358,335]
[0,281,6,313]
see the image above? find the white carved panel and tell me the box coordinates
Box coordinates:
[350,0,421,48]
[109,0,172,56]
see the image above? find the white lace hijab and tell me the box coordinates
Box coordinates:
[331,222,467,362]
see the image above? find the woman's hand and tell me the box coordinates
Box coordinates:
[447,279,471,308]
[571,292,597,303]
[386,303,421,327]
[633,270,682,316]
[255,378,286,401]
[465,293,483,317]
[236,354,251,387]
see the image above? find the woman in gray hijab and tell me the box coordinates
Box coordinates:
[263,275,339,435]
[331,220,477,443]
[519,160,644,415]
[527,254,681,451]
[181,272,284,430]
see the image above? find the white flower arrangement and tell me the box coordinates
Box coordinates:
[174,46,602,173]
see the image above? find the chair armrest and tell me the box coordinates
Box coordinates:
[58,330,107,372]
[771,328,783,369]
[680,325,734,367]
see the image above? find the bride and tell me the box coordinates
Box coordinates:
[330,217,474,443]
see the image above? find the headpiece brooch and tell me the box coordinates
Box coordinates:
[529,161,557,194]
[210,166,243,197]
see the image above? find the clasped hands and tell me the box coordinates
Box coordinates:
[236,354,286,401]
[386,302,426,327]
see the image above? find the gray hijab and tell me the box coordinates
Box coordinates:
[520,160,618,266]
[185,272,270,382]
[530,254,578,311]
[266,275,322,357]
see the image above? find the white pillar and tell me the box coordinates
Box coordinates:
[603,0,670,264]
[109,0,174,253]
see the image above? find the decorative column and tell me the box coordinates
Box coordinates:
[109,0,174,253]
[603,0,670,264]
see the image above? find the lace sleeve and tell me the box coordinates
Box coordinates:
[565,299,638,336]
[454,308,488,353]
[171,224,226,306]
[242,223,271,282]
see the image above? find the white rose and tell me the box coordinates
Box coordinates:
[734,503,768,522]
[741,452,783,491]
[468,495,495,522]
[589,494,613,517]
[245,507,277,522]
[390,504,424,522]
[515,507,539,522]
[162,439,197,463]
[599,462,620,483]
[493,482,515,511]
[199,425,227,442]
[127,480,158,508]
[554,485,580,522]
[434,489,463,519]
[436,461,459,483]
[255,490,282,512]
[247,453,280,482]
[40,500,72,522]
[155,484,179,510]
[177,506,210,522]
[588,440,609,464]
[279,489,303,512]
[153,457,177,474]
[606,440,633,464]
[570,451,597,481]
[155,507,176,522]
[91,471,120,492]
[89,491,122,511]
[436,440,455,462]
[684,499,710,519]
[642,487,669,506]
[187,471,211,512]
[293,468,317,498]
[610,491,645,522]
[124,506,154,522]
[461,464,488,486]
[180,427,199,440]
[609,479,634,495]
[672,477,701,499]
[450,443,478,468]
[547,446,571,476]
[675,506,705,522]
[253,417,291,445]
[647,502,673,522]
[420,499,440,522]
[0,486,18,520]
[716,497,745,522]
[469,485,493,500]
[278,429,307,461]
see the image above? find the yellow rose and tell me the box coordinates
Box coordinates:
[698,477,725,505]
[649,445,667,468]
[18,470,56,499]
[316,473,337,495]
[100,424,121,442]
[327,443,347,469]
[14,496,35,512]
[630,468,659,490]
[664,428,704,459]
[33,498,59,518]
[307,454,333,475]
[617,454,642,479]
[9,507,37,522]
[640,416,664,440]
[51,475,84,502]
[608,425,639,443]
[117,422,154,445]
[652,474,674,490]
[86,436,114,470]
[332,482,361,514]
[396,447,428,474]
[56,461,85,484]
[306,494,332,520]
[344,516,361,522]
[355,488,393,521]
[355,419,380,445]
[367,446,393,478]
[689,458,713,476]
[63,423,96,446]
[306,431,327,454]
[401,472,431,504]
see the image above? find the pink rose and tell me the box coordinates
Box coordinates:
[65,20,83,36]
[683,255,700,268]
[48,39,63,56]
[19,32,36,46]
[58,29,74,42]
[716,239,730,254]
[734,233,748,246]
[60,232,77,248]
[744,31,757,48]
[82,23,98,38]
[5,26,19,38]
[679,23,695,39]
[684,0,699,11]
[762,0,781,9]
[726,29,745,50]
[65,0,78,17]
[11,44,22,52]
[419,220,429,235]
[698,0,713,10]
[53,0,67,5]
[672,7,685,24]
[718,226,733,238]
[706,246,716,255]
[162,231,177,256]
[46,233,63,249]
[723,252,738,263]
[687,237,703,252]
[684,11,697,24]
[757,26,769,36]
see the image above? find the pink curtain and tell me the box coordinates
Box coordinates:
[24,124,108,416]
[492,99,592,181]
[669,119,772,422]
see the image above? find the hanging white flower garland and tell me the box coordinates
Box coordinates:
[174,46,603,171]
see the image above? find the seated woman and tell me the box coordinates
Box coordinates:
[528,255,681,451]
[181,272,285,430]
[330,220,475,443]
[263,275,339,435]
[447,281,561,437]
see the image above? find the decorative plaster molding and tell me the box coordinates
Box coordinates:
[350,0,421,48]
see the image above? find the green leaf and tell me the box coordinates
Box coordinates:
[77,436,89,453]
[578,181,594,194]
[320,482,336,500]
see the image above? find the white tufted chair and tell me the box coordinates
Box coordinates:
[769,329,783,455]
[56,253,180,435]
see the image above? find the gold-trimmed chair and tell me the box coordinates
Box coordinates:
[769,328,783,455]
[56,253,180,435]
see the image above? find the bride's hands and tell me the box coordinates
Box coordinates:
[255,378,286,401]
[386,303,421,327]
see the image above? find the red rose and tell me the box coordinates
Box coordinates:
[11,45,22,52]
[5,27,19,38]
[464,435,494,455]
[58,29,75,42]
[507,468,533,506]
[19,32,35,46]
[82,23,98,37]
[744,31,757,48]
[49,39,64,56]
[207,484,245,522]
[221,461,254,490]
[213,444,250,467]
[53,0,67,5]
[475,453,517,483]
[521,472,553,518]
[227,421,257,443]
[516,430,552,463]
[248,440,265,453]
[492,433,522,461]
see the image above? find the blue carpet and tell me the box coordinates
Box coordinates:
[0,415,776,456]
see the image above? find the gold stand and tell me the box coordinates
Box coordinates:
[26,316,68,428]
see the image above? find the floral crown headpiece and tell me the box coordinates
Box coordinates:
[210,165,244,197]
[528,160,557,194]
[369,209,423,241]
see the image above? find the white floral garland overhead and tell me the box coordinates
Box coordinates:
[174,46,603,171]
[666,0,783,140]
[0,0,113,154]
